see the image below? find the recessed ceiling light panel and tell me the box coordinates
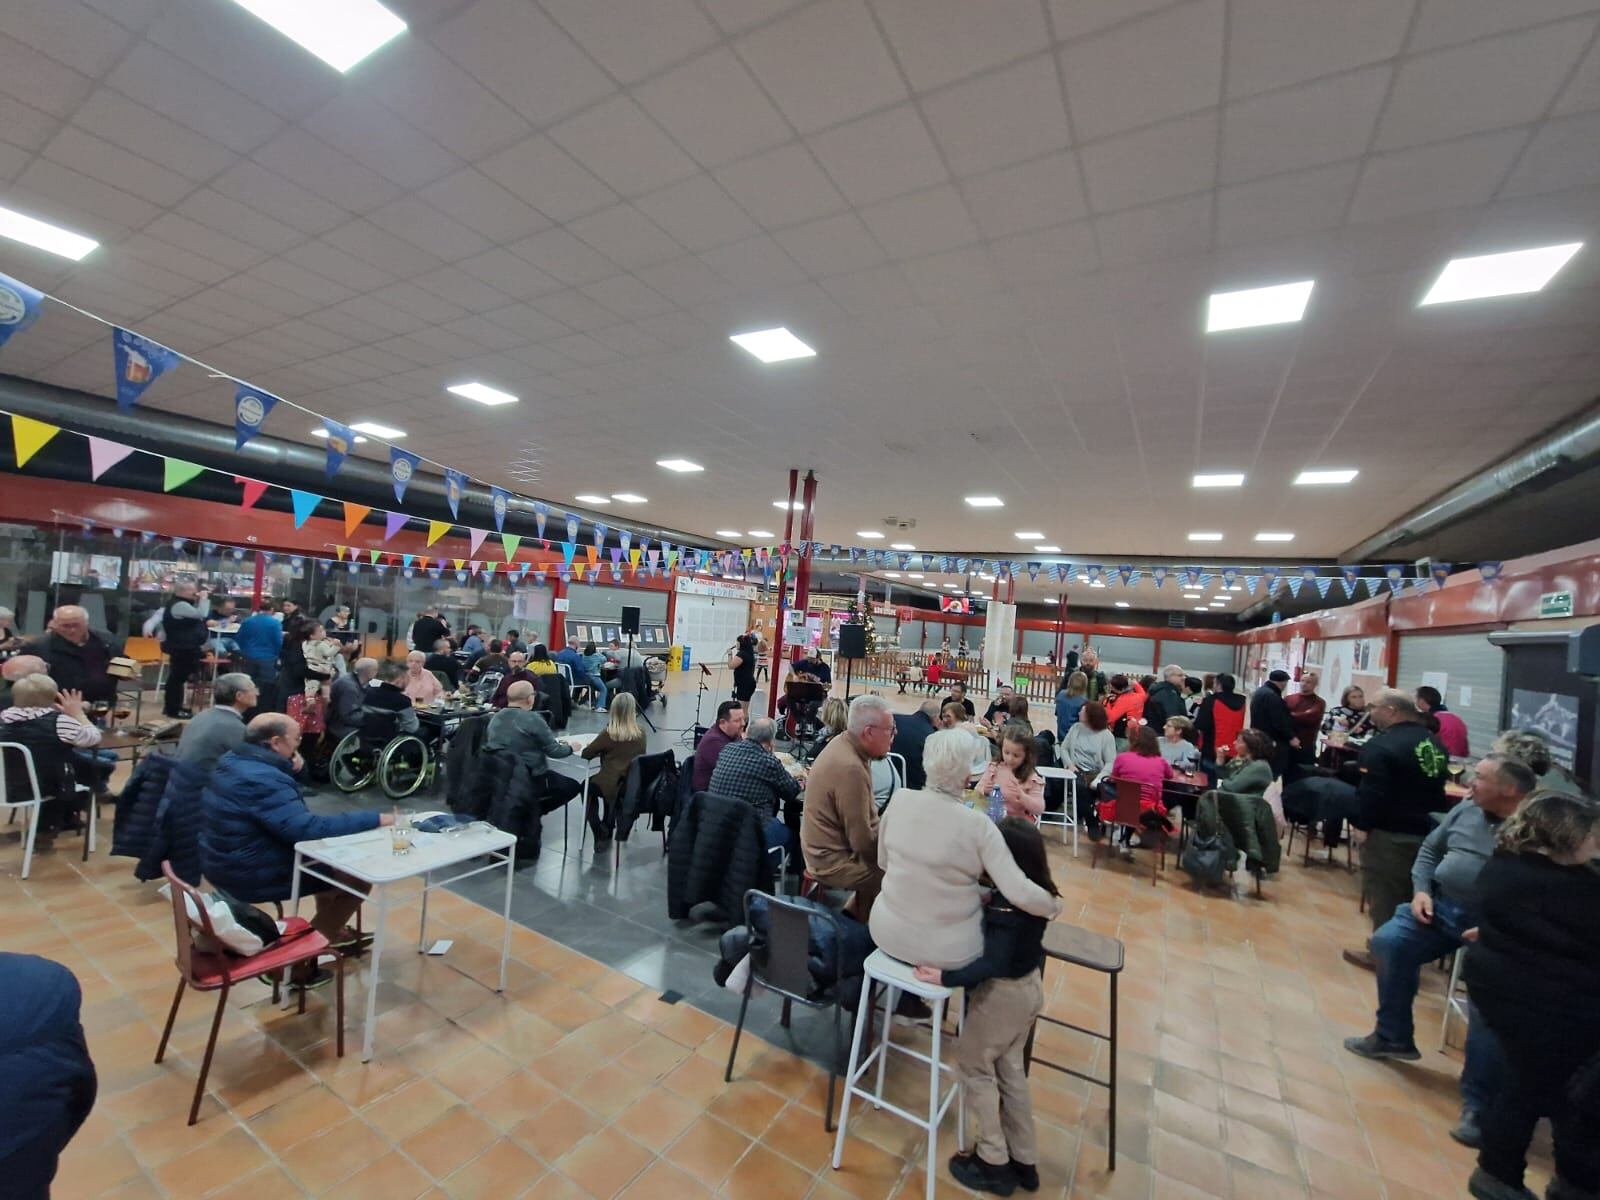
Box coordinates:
[611,493,647,504]
[1206,280,1314,333]
[965,495,1004,508]
[228,0,406,71]
[714,530,742,538]
[1295,468,1359,485]
[657,458,703,472]
[856,531,884,539]
[447,382,518,406]
[1421,243,1583,305]
[1114,601,1130,609]
[1034,545,1061,553]
[1187,531,1223,542]
[1192,473,1244,488]
[891,542,916,551]
[773,500,803,510]
[747,529,775,539]
[0,204,98,261]
[311,427,367,444]
[349,421,404,439]
[729,327,815,363]
[574,494,609,504]
[1014,531,1045,540]
[1254,531,1295,542]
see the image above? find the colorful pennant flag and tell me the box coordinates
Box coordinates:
[10,415,59,467]
[468,528,488,556]
[343,503,372,537]
[1341,565,1360,599]
[389,448,420,504]
[162,457,203,492]
[501,534,521,562]
[320,420,356,477]
[490,486,510,533]
[426,520,450,547]
[235,476,269,510]
[1478,561,1503,582]
[0,272,45,349]
[384,511,407,541]
[113,328,180,411]
[369,549,380,565]
[440,469,465,520]
[1431,563,1453,589]
[565,514,579,542]
[233,384,279,449]
[290,490,321,528]
[87,436,134,480]
[533,502,548,543]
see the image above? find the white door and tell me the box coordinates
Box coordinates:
[673,594,750,673]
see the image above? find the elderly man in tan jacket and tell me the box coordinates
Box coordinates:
[801,694,897,917]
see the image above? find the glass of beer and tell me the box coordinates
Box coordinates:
[390,809,413,855]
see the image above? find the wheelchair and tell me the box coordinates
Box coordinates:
[329,708,436,800]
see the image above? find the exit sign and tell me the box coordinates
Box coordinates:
[1539,590,1574,618]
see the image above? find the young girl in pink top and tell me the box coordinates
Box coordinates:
[976,724,1046,822]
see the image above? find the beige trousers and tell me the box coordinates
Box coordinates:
[956,971,1044,1167]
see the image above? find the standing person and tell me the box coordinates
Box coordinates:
[914,818,1058,1197]
[976,724,1045,822]
[1103,675,1147,740]
[1285,670,1326,779]
[1249,670,1296,778]
[1193,673,1247,767]
[1343,689,1451,971]
[409,609,448,653]
[1464,794,1600,1200]
[233,602,284,707]
[1343,755,1534,1146]
[1416,686,1470,757]
[802,695,896,917]
[280,622,333,762]
[578,692,647,844]
[1143,665,1188,730]
[730,630,758,707]
[1079,649,1108,703]
[157,581,208,719]
[1055,671,1087,740]
[0,952,97,1199]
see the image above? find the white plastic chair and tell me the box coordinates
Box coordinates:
[886,751,907,792]
[0,742,46,879]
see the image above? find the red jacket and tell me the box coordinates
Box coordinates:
[1104,684,1146,735]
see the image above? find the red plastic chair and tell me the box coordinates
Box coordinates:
[1091,776,1168,885]
[155,862,344,1125]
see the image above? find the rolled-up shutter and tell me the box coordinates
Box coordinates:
[1396,632,1505,756]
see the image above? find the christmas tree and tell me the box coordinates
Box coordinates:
[844,598,879,653]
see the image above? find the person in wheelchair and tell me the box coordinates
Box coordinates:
[329,661,430,798]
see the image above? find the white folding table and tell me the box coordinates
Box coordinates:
[550,734,599,849]
[287,823,517,1061]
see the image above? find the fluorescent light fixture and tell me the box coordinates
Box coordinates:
[729,327,815,363]
[1421,243,1583,306]
[1193,606,1209,612]
[1295,468,1359,486]
[447,382,518,407]
[1210,601,1227,607]
[856,531,884,539]
[349,420,404,439]
[311,426,367,444]
[773,500,803,510]
[748,529,775,539]
[1014,531,1045,540]
[227,0,405,71]
[884,571,902,578]
[1226,586,1242,593]
[0,204,98,261]
[1254,531,1295,542]
[1206,279,1314,333]
[1187,531,1223,542]
[1114,601,1130,609]
[1089,580,1106,588]
[945,583,960,589]
[965,495,1004,508]
[574,494,609,504]
[891,542,916,551]
[907,573,924,579]
[611,493,647,504]
[714,530,742,538]
[1034,545,1061,553]
[1193,472,1244,488]
[1182,593,1202,600]
[656,458,703,473]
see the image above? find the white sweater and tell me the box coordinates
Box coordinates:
[869,788,1062,970]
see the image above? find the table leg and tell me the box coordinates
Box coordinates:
[418,870,431,953]
[361,886,389,1062]
[498,847,515,992]
[288,849,302,915]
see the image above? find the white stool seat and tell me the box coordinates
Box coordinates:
[833,951,964,1200]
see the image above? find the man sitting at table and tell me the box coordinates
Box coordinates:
[982,684,1015,727]
[0,654,48,710]
[490,651,538,708]
[484,681,580,807]
[425,638,462,689]
[942,681,976,719]
[328,658,378,743]
[201,714,392,983]
[802,695,895,917]
[402,650,445,706]
[361,661,419,736]
[555,638,608,712]
[710,717,802,854]
[24,605,119,707]
[0,674,103,853]
[692,700,746,792]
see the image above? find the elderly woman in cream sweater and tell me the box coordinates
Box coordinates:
[871,729,1064,969]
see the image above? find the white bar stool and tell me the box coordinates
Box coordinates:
[832,949,963,1200]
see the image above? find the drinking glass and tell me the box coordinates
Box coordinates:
[390,809,414,855]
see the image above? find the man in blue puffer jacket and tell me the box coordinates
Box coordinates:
[0,953,97,1198]
[201,714,391,971]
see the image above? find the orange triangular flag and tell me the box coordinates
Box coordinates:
[343,503,372,537]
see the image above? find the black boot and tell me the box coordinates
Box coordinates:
[949,1153,1017,1197]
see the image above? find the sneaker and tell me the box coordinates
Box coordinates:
[1008,1160,1040,1192]
[328,928,373,954]
[1342,947,1377,971]
[1343,1032,1421,1061]
[1448,1109,1482,1148]
[290,967,335,991]
[949,1152,1017,1197]
[1468,1166,1538,1200]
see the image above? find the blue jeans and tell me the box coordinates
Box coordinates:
[1372,897,1506,1110]
[762,818,792,853]
[587,677,610,708]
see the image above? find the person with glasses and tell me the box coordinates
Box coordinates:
[801,694,896,918]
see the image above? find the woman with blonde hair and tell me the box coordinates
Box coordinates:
[579,691,646,843]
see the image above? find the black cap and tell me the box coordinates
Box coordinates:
[1268,669,1291,682]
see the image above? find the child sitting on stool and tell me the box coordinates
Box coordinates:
[914,818,1057,1195]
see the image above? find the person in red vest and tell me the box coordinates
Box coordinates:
[1193,672,1247,781]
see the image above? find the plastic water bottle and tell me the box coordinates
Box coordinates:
[987,785,1006,825]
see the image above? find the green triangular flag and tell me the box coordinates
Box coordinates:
[369,549,380,564]
[163,457,204,492]
[502,534,522,563]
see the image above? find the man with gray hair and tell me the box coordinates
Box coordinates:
[710,715,803,854]
[176,672,258,773]
[1144,664,1189,730]
[328,657,378,742]
[802,694,896,917]
[0,654,47,709]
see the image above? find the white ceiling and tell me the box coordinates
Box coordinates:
[2,0,1600,579]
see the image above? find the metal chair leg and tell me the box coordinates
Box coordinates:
[154,978,185,1063]
[334,954,346,1058]
[189,984,229,1126]
[826,997,843,1133]
[726,975,753,1082]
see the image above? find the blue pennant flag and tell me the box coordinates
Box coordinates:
[290,490,320,528]
[1315,576,1334,599]
[1261,565,1281,592]
[0,272,44,349]
[113,329,180,411]
[1243,575,1258,596]
[1286,576,1302,599]
[619,529,631,554]
[444,469,467,520]
[390,448,420,504]
[849,547,861,564]
[1151,566,1167,588]
[1341,565,1361,598]
[1385,565,1406,593]
[1027,562,1040,582]
[1431,562,1453,590]
[322,421,356,477]
[1478,561,1503,582]
[234,384,279,450]
[1364,575,1384,598]
[490,487,510,533]
[565,513,580,543]
[593,521,607,550]
[1117,565,1135,586]
[533,502,549,542]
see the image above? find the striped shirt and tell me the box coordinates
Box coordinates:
[0,707,103,747]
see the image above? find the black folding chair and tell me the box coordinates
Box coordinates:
[726,889,849,1131]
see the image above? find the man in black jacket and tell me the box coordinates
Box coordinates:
[1250,670,1296,778]
[1144,665,1189,730]
[1342,688,1450,970]
[0,953,96,1198]
[409,608,449,653]
[158,581,209,718]
[24,606,119,706]
[891,699,940,790]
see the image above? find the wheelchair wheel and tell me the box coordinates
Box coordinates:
[378,735,430,799]
[330,732,376,792]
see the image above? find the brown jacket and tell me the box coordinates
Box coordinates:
[581,728,647,802]
[801,731,878,874]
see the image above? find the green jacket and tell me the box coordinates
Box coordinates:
[1217,760,1280,872]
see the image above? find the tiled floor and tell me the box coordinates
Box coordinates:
[5,676,1540,1199]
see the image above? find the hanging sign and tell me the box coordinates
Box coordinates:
[234,384,279,449]
[390,448,420,504]
[444,469,467,520]
[113,329,180,410]
[0,272,44,349]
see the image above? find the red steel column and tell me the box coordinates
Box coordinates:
[252,551,265,611]
[550,574,566,647]
[767,468,799,717]
[791,470,818,658]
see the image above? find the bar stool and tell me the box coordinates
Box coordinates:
[833,950,963,1200]
[1023,923,1125,1169]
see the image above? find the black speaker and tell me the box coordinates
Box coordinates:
[621,605,641,635]
[838,623,867,660]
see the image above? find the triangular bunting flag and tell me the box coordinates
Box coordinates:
[1286,576,1302,599]
[468,528,488,556]
[1315,576,1334,599]
[87,436,134,480]
[335,546,346,562]
[343,503,372,538]
[502,534,521,562]
[368,549,380,565]
[561,542,576,566]
[1341,566,1360,599]
[384,512,407,541]
[1364,576,1384,597]
[585,546,598,566]
[453,558,466,571]
[401,554,414,569]
[1243,575,1259,597]
[426,520,450,547]
[1478,561,1503,582]
[290,490,321,528]
[573,562,586,580]
[163,457,204,492]
[11,415,60,467]
[235,477,269,510]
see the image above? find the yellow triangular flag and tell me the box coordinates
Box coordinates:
[427,520,450,547]
[335,546,346,561]
[343,503,372,537]
[573,562,586,579]
[12,415,61,467]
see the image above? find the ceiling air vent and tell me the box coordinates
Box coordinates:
[1168,612,1187,628]
[882,516,918,531]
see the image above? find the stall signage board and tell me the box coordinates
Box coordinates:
[1539,590,1574,618]
[675,576,756,600]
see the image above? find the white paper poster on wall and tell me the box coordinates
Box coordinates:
[1420,670,1449,695]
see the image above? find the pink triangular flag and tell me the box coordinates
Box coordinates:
[88,437,134,481]
[384,511,407,542]
[468,527,488,555]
